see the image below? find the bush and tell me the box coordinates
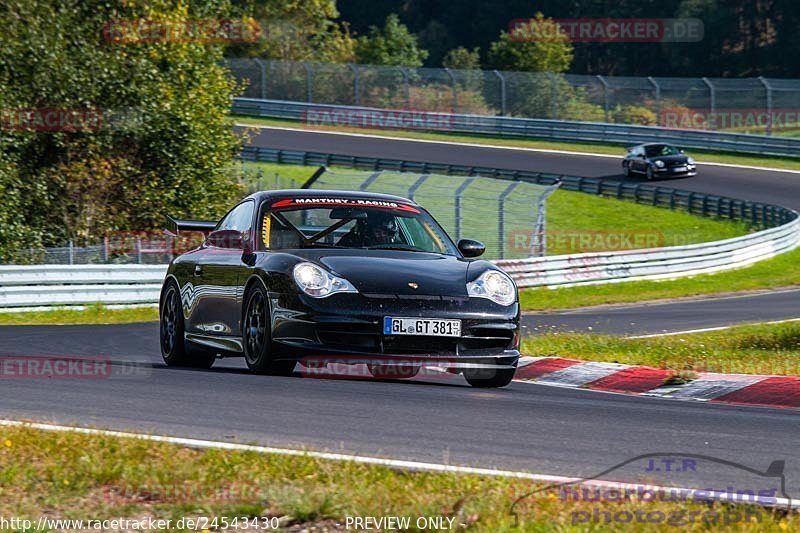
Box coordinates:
[612,105,658,126]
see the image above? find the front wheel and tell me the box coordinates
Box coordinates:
[160,279,215,369]
[243,284,295,376]
[464,368,516,388]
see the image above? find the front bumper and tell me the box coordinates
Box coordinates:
[654,165,697,177]
[269,291,520,370]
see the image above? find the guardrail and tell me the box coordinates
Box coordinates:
[233,98,800,158]
[0,265,166,308]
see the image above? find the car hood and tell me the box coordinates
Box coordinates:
[306,250,473,296]
[649,154,689,164]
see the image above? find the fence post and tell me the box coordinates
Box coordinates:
[302,61,313,103]
[702,77,716,129]
[648,76,661,125]
[532,182,561,257]
[397,67,411,108]
[759,76,773,136]
[597,75,610,122]
[253,58,267,100]
[407,174,429,201]
[453,177,476,242]
[68,240,74,265]
[547,73,558,119]
[493,70,507,116]
[498,181,521,259]
[444,67,458,113]
[348,63,359,105]
[103,236,109,263]
[136,237,142,264]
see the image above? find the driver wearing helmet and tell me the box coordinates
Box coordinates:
[338,211,400,247]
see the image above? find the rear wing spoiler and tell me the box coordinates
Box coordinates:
[165,216,216,236]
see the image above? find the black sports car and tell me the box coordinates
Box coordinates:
[622,143,697,179]
[159,189,521,387]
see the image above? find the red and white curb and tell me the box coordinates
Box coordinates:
[515,356,800,409]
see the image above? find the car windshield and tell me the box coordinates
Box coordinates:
[644,144,681,157]
[260,198,458,255]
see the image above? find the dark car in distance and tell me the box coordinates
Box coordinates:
[622,143,697,179]
[159,189,521,388]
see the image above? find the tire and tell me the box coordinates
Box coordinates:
[242,283,295,376]
[463,367,516,388]
[160,279,216,369]
[646,166,655,180]
[622,163,630,177]
[367,363,421,379]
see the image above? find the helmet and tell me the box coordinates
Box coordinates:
[363,212,399,243]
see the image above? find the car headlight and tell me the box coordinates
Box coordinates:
[654,160,665,168]
[293,262,357,298]
[466,270,516,306]
[687,157,696,165]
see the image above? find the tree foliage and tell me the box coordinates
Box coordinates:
[354,14,429,67]
[443,47,481,70]
[228,0,356,62]
[0,0,244,258]
[487,13,573,73]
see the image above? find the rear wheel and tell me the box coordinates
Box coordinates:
[463,368,516,388]
[160,280,215,369]
[243,283,295,376]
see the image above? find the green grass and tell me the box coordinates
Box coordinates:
[0,304,158,326]
[519,246,800,311]
[235,115,800,172]
[522,320,800,377]
[1,425,793,531]
[242,161,751,257]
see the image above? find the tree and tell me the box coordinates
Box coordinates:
[487,13,573,73]
[443,47,481,70]
[0,0,244,258]
[227,0,356,62]
[354,14,429,67]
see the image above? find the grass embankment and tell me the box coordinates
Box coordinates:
[0,425,793,531]
[235,115,800,172]
[0,304,158,326]
[522,320,800,377]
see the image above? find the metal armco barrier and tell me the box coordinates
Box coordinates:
[0,265,166,308]
[233,98,800,158]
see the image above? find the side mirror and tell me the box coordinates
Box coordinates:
[206,229,245,249]
[458,239,485,258]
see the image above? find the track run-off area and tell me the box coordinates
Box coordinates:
[3,125,800,494]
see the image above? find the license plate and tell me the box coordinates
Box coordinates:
[673,166,687,172]
[383,317,461,337]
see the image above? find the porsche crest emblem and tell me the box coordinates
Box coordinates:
[407,282,419,289]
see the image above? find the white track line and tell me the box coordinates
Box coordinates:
[629,317,800,339]
[1,419,795,510]
[238,123,800,175]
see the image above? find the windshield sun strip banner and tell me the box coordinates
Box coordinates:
[270,197,420,214]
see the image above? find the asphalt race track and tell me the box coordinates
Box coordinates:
[3,126,800,495]
[1,322,799,494]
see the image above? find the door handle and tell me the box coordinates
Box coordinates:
[194,265,203,277]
